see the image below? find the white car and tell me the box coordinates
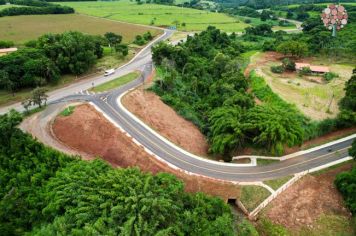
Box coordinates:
[104,69,115,76]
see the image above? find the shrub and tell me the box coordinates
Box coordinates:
[143,31,153,41]
[133,35,146,46]
[244,18,252,24]
[298,66,312,76]
[271,65,284,74]
[0,40,14,49]
[323,72,338,82]
[262,40,276,51]
[282,58,296,71]
[335,167,356,214]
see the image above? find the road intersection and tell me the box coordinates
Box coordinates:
[3,28,354,182]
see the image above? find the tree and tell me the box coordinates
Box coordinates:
[21,99,32,113]
[276,41,308,58]
[0,40,14,49]
[296,11,309,21]
[243,105,304,155]
[282,58,296,71]
[0,71,15,96]
[133,35,146,46]
[143,31,153,41]
[30,87,48,108]
[286,10,293,19]
[335,167,356,214]
[349,140,356,160]
[115,44,129,57]
[260,10,270,21]
[37,32,100,75]
[209,106,245,161]
[104,32,123,49]
[339,70,356,111]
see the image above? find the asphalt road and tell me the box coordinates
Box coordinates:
[55,65,354,182]
[4,28,354,182]
[0,29,173,115]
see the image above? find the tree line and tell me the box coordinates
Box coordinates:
[0,31,134,94]
[0,110,235,235]
[335,141,356,219]
[0,0,74,17]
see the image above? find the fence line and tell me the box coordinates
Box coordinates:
[249,171,307,219]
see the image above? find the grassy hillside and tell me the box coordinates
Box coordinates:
[0,14,161,44]
[58,1,250,32]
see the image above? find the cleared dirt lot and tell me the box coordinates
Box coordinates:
[51,104,240,200]
[122,88,209,157]
[261,163,354,235]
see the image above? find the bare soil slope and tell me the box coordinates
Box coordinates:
[264,163,353,230]
[52,104,240,200]
[122,88,209,157]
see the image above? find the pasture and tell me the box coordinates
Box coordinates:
[250,52,354,120]
[0,14,161,44]
[58,1,250,32]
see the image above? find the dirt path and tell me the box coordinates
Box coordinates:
[49,103,240,200]
[263,163,353,231]
[122,88,209,157]
[20,102,93,160]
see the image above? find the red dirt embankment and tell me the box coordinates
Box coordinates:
[122,88,209,157]
[264,163,353,230]
[52,104,240,200]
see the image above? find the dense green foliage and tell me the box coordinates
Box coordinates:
[152,27,305,158]
[0,0,74,17]
[0,40,15,49]
[0,48,60,92]
[0,31,104,92]
[337,69,356,128]
[0,110,234,235]
[335,165,356,214]
[340,70,356,112]
[36,31,103,75]
[0,110,76,235]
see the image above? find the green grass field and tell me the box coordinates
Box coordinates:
[0,14,161,44]
[58,1,250,32]
[240,185,271,212]
[90,71,140,93]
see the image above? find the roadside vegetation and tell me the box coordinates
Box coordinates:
[264,175,293,190]
[90,71,140,93]
[240,185,271,211]
[60,106,75,117]
[0,110,235,235]
[0,28,157,107]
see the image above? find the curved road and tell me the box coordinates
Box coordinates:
[6,28,354,182]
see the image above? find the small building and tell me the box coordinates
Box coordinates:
[0,48,18,56]
[295,62,329,74]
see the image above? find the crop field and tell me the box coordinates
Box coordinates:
[0,14,161,44]
[58,1,250,32]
